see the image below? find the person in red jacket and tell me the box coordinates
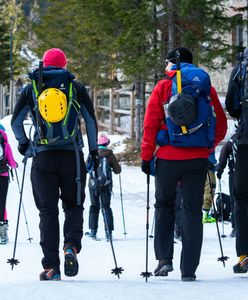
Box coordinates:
[141,47,227,281]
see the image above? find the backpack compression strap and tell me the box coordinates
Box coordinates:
[175,51,187,134]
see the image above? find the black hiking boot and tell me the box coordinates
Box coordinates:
[40,267,61,281]
[64,243,79,277]
[233,256,248,273]
[90,229,97,239]
[154,259,173,276]
[181,274,196,282]
[230,228,236,238]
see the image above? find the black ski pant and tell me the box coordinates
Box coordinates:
[88,186,113,233]
[31,150,86,269]
[233,145,248,256]
[154,158,208,277]
[175,185,183,236]
[0,176,9,221]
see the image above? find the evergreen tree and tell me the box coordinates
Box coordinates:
[159,0,243,68]
[0,1,11,84]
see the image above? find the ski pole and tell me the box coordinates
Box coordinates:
[218,179,226,238]
[207,171,229,267]
[140,174,152,281]
[93,169,124,278]
[14,168,33,242]
[7,155,28,269]
[119,174,127,236]
[149,213,155,239]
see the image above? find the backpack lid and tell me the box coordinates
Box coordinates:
[29,67,75,89]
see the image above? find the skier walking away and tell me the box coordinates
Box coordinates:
[11,48,99,280]
[202,152,217,224]
[141,47,227,281]
[225,47,248,273]
[88,134,121,241]
[0,124,18,244]
[216,133,238,237]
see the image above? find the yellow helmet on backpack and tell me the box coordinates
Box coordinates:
[38,88,67,123]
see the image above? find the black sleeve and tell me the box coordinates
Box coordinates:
[216,141,231,175]
[73,81,98,151]
[225,65,241,119]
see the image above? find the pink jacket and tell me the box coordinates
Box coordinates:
[0,129,17,177]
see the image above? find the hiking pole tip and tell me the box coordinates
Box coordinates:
[111,266,124,278]
[217,255,229,267]
[140,271,153,282]
[7,258,20,270]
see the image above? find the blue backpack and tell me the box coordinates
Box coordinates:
[157,63,216,148]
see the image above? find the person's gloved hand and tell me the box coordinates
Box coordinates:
[18,141,31,157]
[141,160,150,175]
[208,152,217,172]
[216,170,222,180]
[86,150,100,172]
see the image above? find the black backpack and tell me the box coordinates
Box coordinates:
[0,133,8,174]
[235,52,248,145]
[89,156,112,189]
[215,193,231,221]
[29,66,81,146]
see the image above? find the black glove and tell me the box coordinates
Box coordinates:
[18,141,30,156]
[141,160,151,175]
[216,171,222,180]
[86,150,100,172]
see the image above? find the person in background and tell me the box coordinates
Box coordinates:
[225,47,248,273]
[141,47,227,281]
[0,124,18,244]
[202,152,217,224]
[88,134,121,241]
[216,133,237,237]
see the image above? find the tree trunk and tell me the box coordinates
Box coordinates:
[167,0,175,51]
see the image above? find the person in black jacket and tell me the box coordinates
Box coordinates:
[88,134,121,241]
[11,48,99,280]
[216,133,238,237]
[225,47,248,273]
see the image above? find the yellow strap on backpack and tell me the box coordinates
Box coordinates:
[175,51,187,134]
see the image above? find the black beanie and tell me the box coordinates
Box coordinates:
[166,47,193,64]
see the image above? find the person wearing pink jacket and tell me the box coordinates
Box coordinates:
[0,124,18,244]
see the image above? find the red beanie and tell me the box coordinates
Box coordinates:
[42,48,67,68]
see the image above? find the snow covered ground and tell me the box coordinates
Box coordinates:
[0,115,247,300]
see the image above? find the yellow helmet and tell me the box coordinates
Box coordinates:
[38,88,67,123]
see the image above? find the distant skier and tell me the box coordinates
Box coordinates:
[216,133,237,237]
[0,124,18,244]
[88,134,121,241]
